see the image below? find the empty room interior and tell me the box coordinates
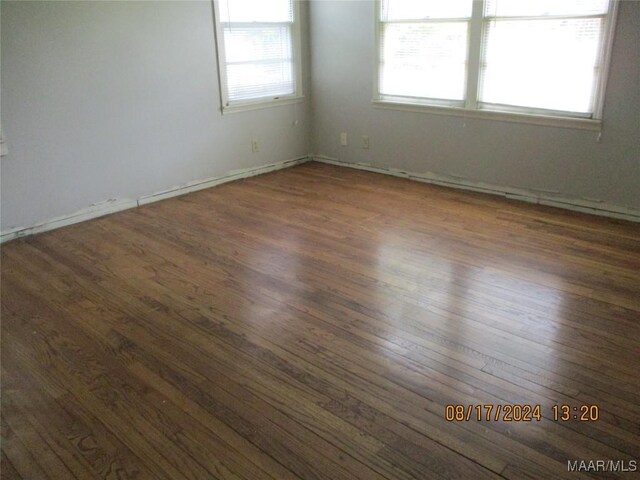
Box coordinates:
[1,0,640,479]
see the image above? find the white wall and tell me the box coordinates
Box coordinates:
[0,1,311,231]
[310,1,640,213]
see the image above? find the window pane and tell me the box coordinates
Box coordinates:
[380,22,468,101]
[224,25,292,63]
[381,0,473,21]
[484,0,609,18]
[219,0,293,23]
[479,18,603,113]
[227,62,294,102]
[219,1,297,104]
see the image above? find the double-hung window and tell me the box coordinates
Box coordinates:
[214,0,302,113]
[376,0,618,125]
[378,0,473,106]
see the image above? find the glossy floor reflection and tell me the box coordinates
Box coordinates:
[2,162,639,479]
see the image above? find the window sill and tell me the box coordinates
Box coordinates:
[371,100,602,131]
[222,96,305,115]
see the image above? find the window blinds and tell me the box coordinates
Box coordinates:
[479,0,610,115]
[378,0,614,119]
[379,0,473,103]
[219,0,296,104]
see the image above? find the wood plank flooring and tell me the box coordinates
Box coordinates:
[2,162,639,479]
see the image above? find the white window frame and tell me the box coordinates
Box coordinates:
[213,0,304,114]
[373,0,619,130]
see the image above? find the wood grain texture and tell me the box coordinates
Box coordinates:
[2,162,639,479]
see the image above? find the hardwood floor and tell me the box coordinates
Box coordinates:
[1,162,639,480]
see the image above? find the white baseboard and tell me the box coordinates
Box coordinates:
[0,198,139,245]
[1,155,311,244]
[313,155,640,223]
[137,155,309,206]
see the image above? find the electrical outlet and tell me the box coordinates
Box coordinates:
[340,132,348,146]
[251,139,259,153]
[0,125,7,157]
[362,135,370,149]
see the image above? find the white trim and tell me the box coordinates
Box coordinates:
[373,0,381,104]
[211,0,229,112]
[312,155,640,223]
[593,0,619,120]
[380,94,464,109]
[211,0,228,113]
[372,100,602,131]
[0,199,138,245]
[483,13,610,22]
[378,17,473,24]
[212,0,303,113]
[221,95,305,115]
[292,0,304,102]
[374,0,619,125]
[137,156,308,205]
[1,156,311,244]
[465,0,484,110]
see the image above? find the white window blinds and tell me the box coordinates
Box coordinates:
[218,0,297,105]
[479,0,610,115]
[377,0,616,120]
[379,0,473,104]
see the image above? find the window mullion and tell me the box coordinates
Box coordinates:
[592,0,619,120]
[465,0,485,110]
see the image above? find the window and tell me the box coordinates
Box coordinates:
[214,0,302,112]
[379,0,473,106]
[375,0,618,125]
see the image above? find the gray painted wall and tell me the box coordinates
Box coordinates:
[310,0,640,211]
[1,0,638,232]
[1,1,311,230]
